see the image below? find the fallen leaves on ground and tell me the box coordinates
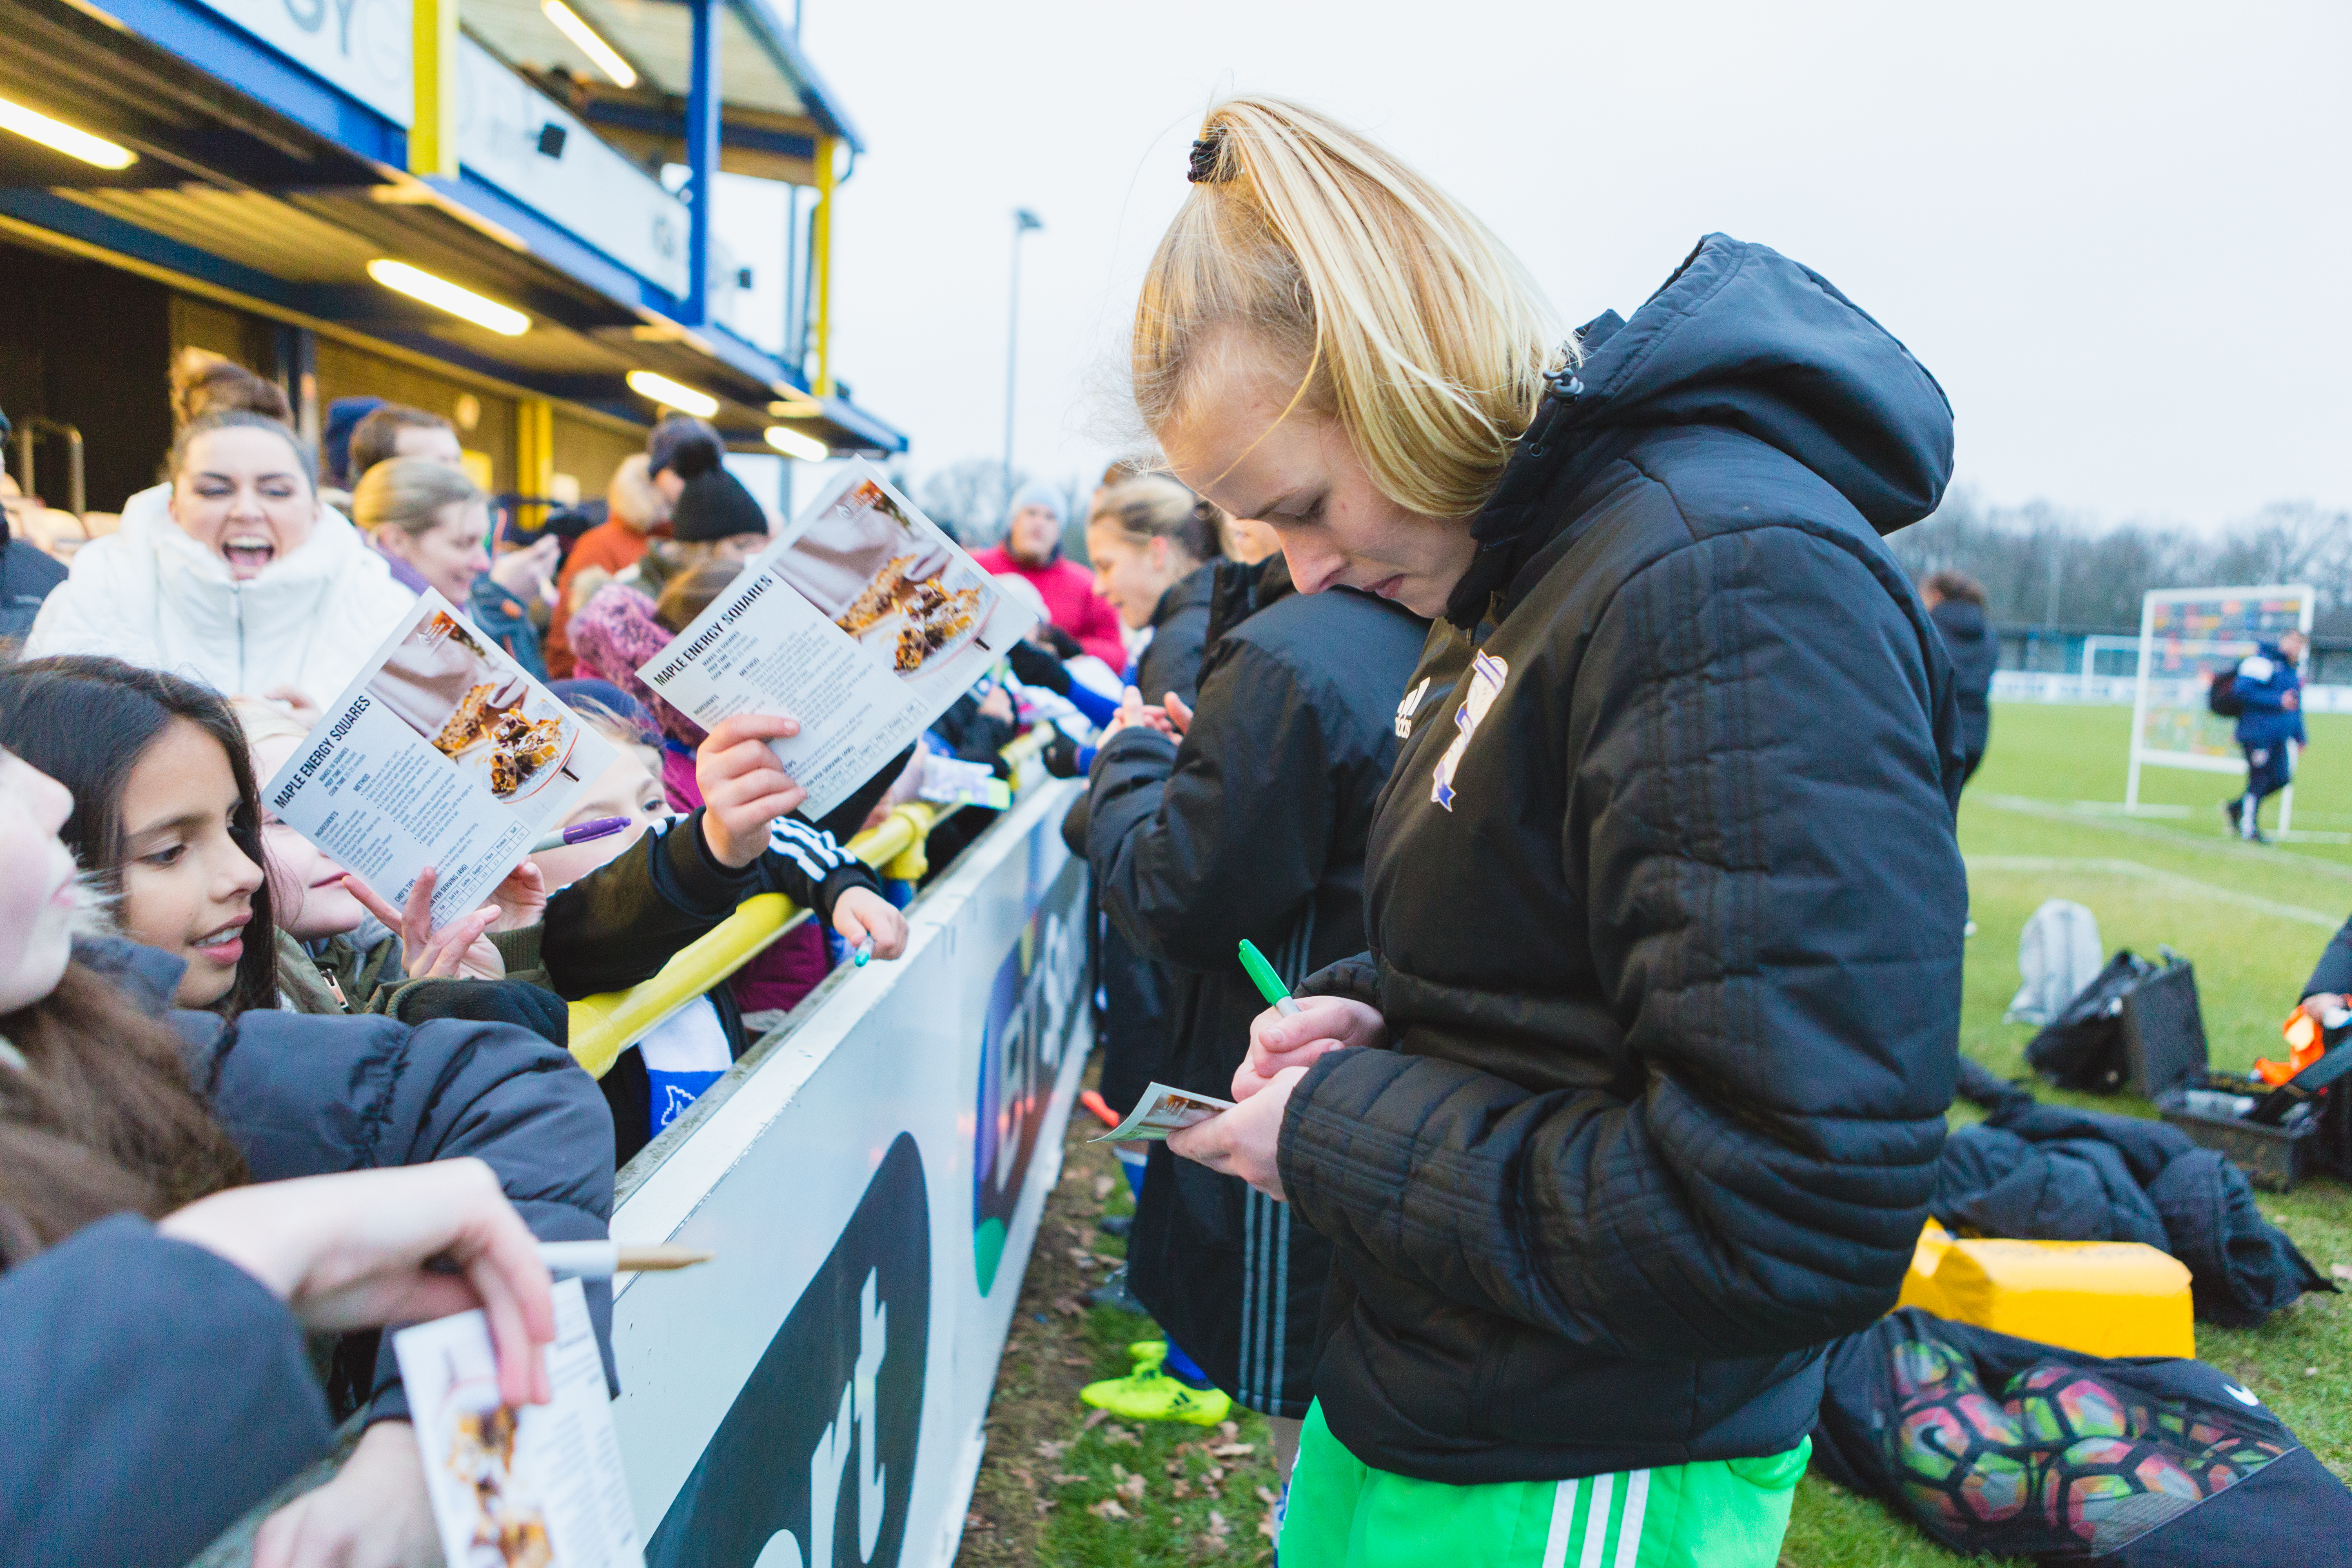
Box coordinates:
[1088,1498,1134,1522]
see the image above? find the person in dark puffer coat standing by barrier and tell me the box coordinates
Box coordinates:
[1081,548,1422,1468]
[1147,99,1965,1568]
[1923,569,1997,786]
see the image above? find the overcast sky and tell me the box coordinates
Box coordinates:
[798,0,2348,532]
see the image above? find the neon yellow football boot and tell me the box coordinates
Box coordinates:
[1079,1361,1230,1426]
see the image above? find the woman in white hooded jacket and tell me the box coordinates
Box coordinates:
[25,412,412,710]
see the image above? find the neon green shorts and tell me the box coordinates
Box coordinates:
[1278,1402,1807,1568]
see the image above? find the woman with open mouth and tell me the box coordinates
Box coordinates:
[24,409,413,711]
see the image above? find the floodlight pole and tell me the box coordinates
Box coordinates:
[1004,208,1043,512]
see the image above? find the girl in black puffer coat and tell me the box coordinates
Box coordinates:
[1082,550,1424,1465]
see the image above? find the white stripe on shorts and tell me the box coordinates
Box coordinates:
[1577,1470,1614,1568]
[1541,1478,1578,1568]
[1613,1469,1650,1568]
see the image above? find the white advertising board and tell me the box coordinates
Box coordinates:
[186,0,414,126]
[605,777,1091,1568]
[457,37,690,297]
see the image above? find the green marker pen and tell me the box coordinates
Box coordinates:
[1238,938,1302,1016]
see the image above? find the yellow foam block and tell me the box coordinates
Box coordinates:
[1895,1220,2196,1359]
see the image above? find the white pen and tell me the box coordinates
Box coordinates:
[537,1241,713,1278]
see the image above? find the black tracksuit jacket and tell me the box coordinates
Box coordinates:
[1279,235,1968,1483]
[1087,555,1425,1414]
[1068,559,1223,1114]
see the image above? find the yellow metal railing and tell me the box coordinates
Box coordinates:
[565,726,1053,1075]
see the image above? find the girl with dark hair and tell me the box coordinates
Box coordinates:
[1,655,281,1013]
[0,726,616,1566]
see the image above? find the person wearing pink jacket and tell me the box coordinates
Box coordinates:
[970,481,1126,667]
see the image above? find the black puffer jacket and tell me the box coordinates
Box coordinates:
[1929,596,1997,763]
[1134,560,1218,708]
[82,938,619,1425]
[1280,235,1967,1484]
[1089,554,1425,1415]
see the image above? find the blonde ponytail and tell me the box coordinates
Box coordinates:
[1134,96,1566,521]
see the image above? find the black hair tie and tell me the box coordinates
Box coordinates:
[1187,135,1225,184]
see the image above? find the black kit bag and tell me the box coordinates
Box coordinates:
[2028,950,2207,1097]
[2207,670,2244,717]
[1810,1309,2352,1564]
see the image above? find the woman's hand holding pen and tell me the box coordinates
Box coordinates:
[1232,994,1385,1100]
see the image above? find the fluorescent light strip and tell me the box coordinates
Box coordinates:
[764,426,828,462]
[541,0,638,89]
[0,94,136,169]
[628,371,719,419]
[366,259,530,336]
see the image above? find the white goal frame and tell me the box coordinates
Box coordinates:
[2127,584,2315,834]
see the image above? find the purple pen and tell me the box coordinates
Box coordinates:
[528,815,631,855]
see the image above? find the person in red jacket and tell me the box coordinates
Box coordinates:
[971,481,1126,667]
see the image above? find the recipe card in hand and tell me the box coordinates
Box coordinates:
[394,1277,642,1568]
[260,591,614,929]
[1089,1081,1237,1143]
[637,460,1037,820]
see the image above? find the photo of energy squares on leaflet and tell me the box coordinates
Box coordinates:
[775,472,1003,684]
[2126,584,2314,824]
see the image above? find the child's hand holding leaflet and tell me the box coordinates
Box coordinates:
[636,461,1038,822]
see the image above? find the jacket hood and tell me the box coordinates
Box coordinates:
[25,483,415,706]
[1444,235,1954,628]
[1563,235,1953,534]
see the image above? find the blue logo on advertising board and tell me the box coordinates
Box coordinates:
[647,1133,929,1568]
[971,853,1084,1293]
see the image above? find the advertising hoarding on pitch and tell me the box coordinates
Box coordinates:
[605,778,1091,1568]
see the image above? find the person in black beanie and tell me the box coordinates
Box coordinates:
[613,426,771,600]
[670,462,771,556]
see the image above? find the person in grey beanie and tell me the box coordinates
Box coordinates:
[972,480,1125,665]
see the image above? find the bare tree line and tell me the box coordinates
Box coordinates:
[1888,490,2352,635]
[902,461,2352,638]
